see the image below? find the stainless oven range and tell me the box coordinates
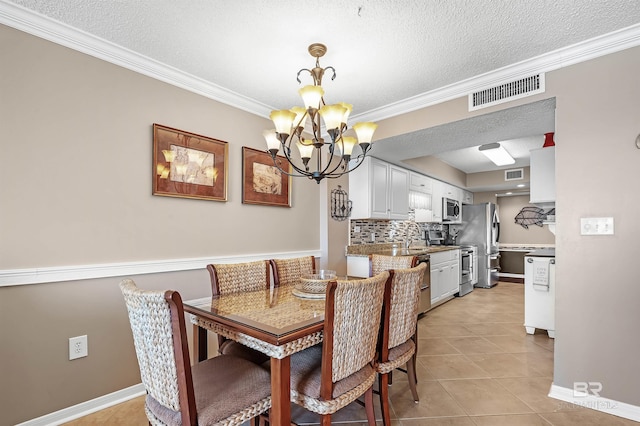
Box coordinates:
[458,245,477,297]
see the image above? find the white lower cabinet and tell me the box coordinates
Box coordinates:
[430,249,460,306]
[346,256,370,278]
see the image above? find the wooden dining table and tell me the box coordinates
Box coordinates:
[183,282,326,426]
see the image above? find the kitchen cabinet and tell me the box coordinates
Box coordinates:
[349,157,409,219]
[346,256,370,278]
[409,172,433,222]
[430,249,460,306]
[461,190,474,204]
[442,184,460,201]
[530,146,555,204]
[409,172,433,193]
[430,180,443,222]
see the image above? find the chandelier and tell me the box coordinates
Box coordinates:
[263,43,378,184]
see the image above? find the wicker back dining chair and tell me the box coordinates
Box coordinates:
[195,260,272,364]
[289,271,390,426]
[376,262,427,426]
[119,279,271,426]
[369,253,418,277]
[270,255,316,286]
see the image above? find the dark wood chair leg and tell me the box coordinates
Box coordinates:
[365,385,376,426]
[406,359,419,402]
[379,372,392,426]
[321,414,332,426]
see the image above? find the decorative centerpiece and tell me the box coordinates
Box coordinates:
[293,270,337,299]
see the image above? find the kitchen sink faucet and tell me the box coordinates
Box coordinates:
[404,220,423,249]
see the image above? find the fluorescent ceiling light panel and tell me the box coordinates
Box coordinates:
[479,143,515,166]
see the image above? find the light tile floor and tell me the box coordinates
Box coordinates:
[65,282,638,425]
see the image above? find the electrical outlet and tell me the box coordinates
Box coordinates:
[69,335,88,360]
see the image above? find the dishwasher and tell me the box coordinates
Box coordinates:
[416,254,431,315]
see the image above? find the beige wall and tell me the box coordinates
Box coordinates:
[0,25,319,270]
[375,46,640,409]
[550,46,640,404]
[496,195,555,245]
[402,155,467,188]
[0,25,320,424]
[467,167,530,191]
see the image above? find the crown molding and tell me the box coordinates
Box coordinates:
[2,1,640,123]
[355,22,640,123]
[0,0,273,117]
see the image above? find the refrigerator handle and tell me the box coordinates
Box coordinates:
[496,222,500,243]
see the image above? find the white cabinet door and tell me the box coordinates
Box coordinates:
[446,261,460,296]
[349,157,409,220]
[347,256,370,278]
[462,190,473,204]
[389,165,409,219]
[371,159,390,218]
[530,147,556,203]
[431,180,443,223]
[430,264,444,304]
[409,172,432,193]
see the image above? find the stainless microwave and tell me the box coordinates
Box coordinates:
[443,197,460,221]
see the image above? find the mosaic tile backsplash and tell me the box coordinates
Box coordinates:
[349,212,450,246]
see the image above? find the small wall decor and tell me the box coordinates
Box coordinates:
[153,124,228,201]
[514,206,547,229]
[242,146,292,207]
[331,185,352,221]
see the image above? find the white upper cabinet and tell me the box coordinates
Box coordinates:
[431,180,443,223]
[442,184,461,202]
[409,172,433,193]
[530,147,556,203]
[462,190,474,204]
[349,157,409,220]
[409,172,433,222]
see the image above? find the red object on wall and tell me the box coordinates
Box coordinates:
[543,132,555,147]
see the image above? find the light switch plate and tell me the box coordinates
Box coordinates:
[580,217,614,235]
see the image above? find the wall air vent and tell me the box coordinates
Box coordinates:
[505,168,524,181]
[469,74,545,111]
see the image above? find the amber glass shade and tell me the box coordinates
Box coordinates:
[340,136,357,156]
[299,85,324,110]
[353,122,378,144]
[270,110,296,135]
[263,129,281,152]
[337,102,353,124]
[319,104,347,131]
[296,140,315,160]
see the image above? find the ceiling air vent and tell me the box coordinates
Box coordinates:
[469,73,545,111]
[505,168,524,181]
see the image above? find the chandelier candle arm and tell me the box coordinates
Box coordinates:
[263,43,377,183]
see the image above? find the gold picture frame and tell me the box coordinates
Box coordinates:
[153,124,228,201]
[242,146,292,207]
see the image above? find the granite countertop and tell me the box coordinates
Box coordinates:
[525,248,556,257]
[346,244,460,257]
[499,244,555,252]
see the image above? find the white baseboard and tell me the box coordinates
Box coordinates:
[549,383,640,422]
[16,383,145,426]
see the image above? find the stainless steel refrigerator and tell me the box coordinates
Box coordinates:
[457,202,500,288]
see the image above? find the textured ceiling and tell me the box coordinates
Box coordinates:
[2,0,640,187]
